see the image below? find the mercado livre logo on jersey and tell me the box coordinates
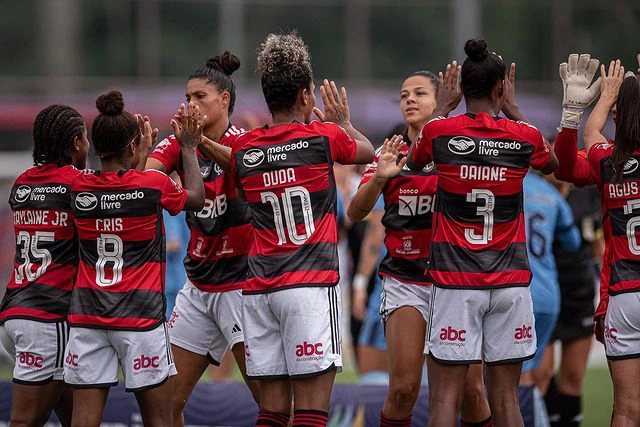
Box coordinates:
[243,149,265,167]
[448,136,476,155]
[14,185,31,203]
[75,192,98,211]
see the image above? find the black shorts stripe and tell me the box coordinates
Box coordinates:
[327,288,335,355]
[331,286,340,355]
[55,322,62,368]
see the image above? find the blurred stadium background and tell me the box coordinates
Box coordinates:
[2,0,639,425]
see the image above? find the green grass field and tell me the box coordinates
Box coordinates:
[0,362,614,426]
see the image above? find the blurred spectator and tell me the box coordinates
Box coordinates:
[543,185,603,427]
[163,210,189,318]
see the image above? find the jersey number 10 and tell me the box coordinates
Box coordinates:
[261,186,316,245]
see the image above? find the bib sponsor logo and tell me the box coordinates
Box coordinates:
[398,194,434,216]
[75,192,98,211]
[243,149,265,168]
[15,185,31,203]
[19,352,43,368]
[448,136,476,155]
[623,158,639,175]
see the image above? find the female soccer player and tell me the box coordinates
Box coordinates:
[145,51,259,424]
[348,71,492,427]
[556,57,640,427]
[230,32,374,427]
[63,90,205,426]
[407,39,557,427]
[0,105,89,426]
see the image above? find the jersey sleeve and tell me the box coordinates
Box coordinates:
[529,127,552,170]
[553,128,596,187]
[359,148,381,187]
[159,173,188,215]
[148,136,181,174]
[409,121,435,167]
[325,122,358,164]
[587,141,613,185]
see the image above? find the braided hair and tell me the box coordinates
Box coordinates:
[91,90,139,160]
[189,51,240,114]
[32,105,85,166]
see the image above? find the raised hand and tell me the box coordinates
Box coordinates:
[313,79,350,126]
[375,135,407,180]
[433,61,463,117]
[599,59,625,106]
[171,103,207,150]
[558,53,601,128]
[136,114,158,153]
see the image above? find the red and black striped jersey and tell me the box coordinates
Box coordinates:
[360,140,437,285]
[230,121,358,293]
[149,125,251,292]
[410,112,551,289]
[588,141,640,295]
[69,169,187,330]
[0,164,82,324]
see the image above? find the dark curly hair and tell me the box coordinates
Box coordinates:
[256,32,313,115]
[32,105,85,166]
[189,51,241,114]
[91,90,139,160]
[461,39,506,100]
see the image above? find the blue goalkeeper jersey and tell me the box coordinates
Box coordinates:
[523,173,580,315]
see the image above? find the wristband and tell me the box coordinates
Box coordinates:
[352,274,368,290]
[560,107,584,129]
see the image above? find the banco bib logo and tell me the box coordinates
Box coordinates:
[243,149,265,167]
[448,136,476,155]
[15,185,31,203]
[75,192,98,211]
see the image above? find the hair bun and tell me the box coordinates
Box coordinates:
[96,90,124,116]
[206,51,241,76]
[464,39,489,62]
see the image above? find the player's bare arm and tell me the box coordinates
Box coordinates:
[348,135,405,222]
[172,102,206,211]
[314,79,374,164]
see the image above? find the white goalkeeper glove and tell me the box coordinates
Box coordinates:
[559,53,601,129]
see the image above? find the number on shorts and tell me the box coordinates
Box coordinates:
[14,231,54,284]
[465,189,495,245]
[260,186,315,245]
[96,233,124,287]
[624,199,640,255]
[527,213,547,258]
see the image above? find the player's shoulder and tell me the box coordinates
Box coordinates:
[155,134,179,152]
[589,140,615,157]
[221,125,247,148]
[502,119,543,140]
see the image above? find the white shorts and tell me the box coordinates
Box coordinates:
[604,293,640,360]
[242,286,343,379]
[167,280,244,365]
[64,323,176,392]
[427,286,536,365]
[380,276,431,353]
[0,319,67,384]
[381,276,431,323]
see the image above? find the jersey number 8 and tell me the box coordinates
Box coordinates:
[96,233,124,287]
